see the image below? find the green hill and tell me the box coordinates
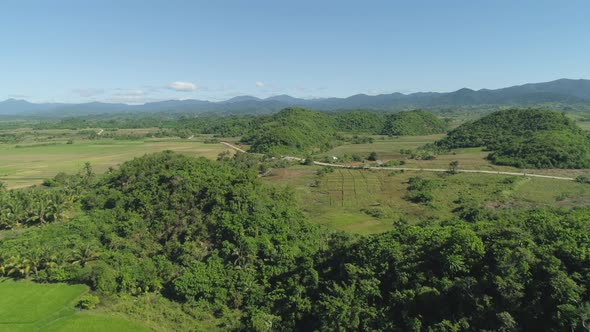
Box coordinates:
[242,107,336,155]
[333,110,385,133]
[436,108,581,149]
[488,130,590,168]
[381,110,447,136]
[434,108,590,169]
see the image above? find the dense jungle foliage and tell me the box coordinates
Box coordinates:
[435,109,581,149]
[434,109,590,169]
[2,151,590,331]
[381,110,448,136]
[488,130,590,168]
[332,111,386,133]
[241,107,337,155]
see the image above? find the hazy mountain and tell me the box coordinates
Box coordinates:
[1,78,590,116]
[223,96,262,103]
[0,99,67,115]
[264,95,307,104]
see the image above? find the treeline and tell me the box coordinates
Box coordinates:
[25,108,447,146]
[32,115,261,138]
[435,108,590,168]
[2,151,590,330]
[0,164,95,230]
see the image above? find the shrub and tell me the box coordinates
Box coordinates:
[78,294,100,309]
[42,179,59,187]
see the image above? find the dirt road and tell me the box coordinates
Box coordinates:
[221,142,575,181]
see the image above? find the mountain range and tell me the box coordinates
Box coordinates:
[2,78,590,116]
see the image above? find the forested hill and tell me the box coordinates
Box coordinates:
[435,108,590,168]
[381,110,448,136]
[2,78,590,116]
[3,151,590,330]
[241,107,337,155]
[241,108,448,155]
[436,109,582,149]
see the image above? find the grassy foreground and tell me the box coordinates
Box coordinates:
[0,279,146,332]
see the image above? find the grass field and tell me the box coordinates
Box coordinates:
[0,137,234,188]
[264,165,590,235]
[318,135,519,171]
[262,134,590,235]
[0,279,146,332]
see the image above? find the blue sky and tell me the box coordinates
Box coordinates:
[1,0,589,104]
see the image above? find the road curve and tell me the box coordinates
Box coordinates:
[221,142,575,181]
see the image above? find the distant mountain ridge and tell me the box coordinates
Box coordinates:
[2,78,590,116]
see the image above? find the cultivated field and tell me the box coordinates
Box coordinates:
[0,131,235,188]
[0,279,145,331]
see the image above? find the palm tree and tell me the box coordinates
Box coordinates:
[6,256,31,278]
[71,245,100,267]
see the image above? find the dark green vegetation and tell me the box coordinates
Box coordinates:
[381,110,448,136]
[2,103,590,330]
[1,151,590,331]
[436,108,590,168]
[437,109,581,149]
[242,107,337,155]
[333,111,385,133]
[242,108,448,155]
[489,130,590,168]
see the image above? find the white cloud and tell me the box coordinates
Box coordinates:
[255,81,265,87]
[168,81,198,92]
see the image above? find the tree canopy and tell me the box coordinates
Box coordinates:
[3,151,590,330]
[381,110,448,136]
[488,130,590,168]
[436,108,582,149]
[435,108,590,169]
[241,107,337,155]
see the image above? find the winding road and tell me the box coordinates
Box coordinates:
[221,142,575,181]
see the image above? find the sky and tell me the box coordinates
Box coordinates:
[1,0,590,104]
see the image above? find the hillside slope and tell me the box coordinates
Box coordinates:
[242,107,336,155]
[436,108,581,149]
[381,110,447,136]
[435,108,590,168]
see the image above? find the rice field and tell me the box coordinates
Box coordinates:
[0,279,146,332]
[0,137,234,188]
